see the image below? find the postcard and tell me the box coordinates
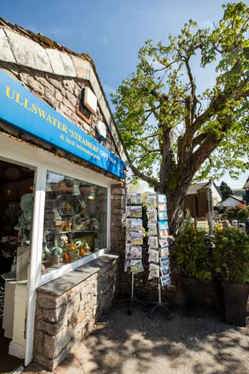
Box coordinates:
[127,192,142,205]
[126,245,142,259]
[127,205,143,218]
[130,259,144,273]
[148,236,158,249]
[148,249,159,263]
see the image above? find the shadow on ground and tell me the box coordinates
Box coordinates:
[54,305,249,374]
[25,305,249,374]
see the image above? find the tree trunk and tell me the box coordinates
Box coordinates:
[166,190,186,235]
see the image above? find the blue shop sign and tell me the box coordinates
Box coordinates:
[0,70,125,179]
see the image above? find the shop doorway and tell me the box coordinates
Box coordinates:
[0,159,34,372]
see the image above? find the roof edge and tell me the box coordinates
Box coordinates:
[0,18,126,160]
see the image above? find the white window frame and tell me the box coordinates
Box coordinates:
[0,130,115,366]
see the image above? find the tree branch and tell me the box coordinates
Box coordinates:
[184,57,197,121]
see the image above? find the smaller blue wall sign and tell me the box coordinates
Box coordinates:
[0,70,125,179]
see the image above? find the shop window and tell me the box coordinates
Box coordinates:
[42,171,107,272]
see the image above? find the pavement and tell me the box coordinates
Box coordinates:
[24,305,249,374]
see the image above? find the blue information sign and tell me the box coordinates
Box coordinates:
[0,70,125,179]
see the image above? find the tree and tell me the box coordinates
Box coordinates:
[112,2,249,233]
[220,181,233,200]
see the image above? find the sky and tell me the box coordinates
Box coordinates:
[1,0,248,189]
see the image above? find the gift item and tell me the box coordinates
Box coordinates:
[145,192,172,287]
[130,259,144,273]
[160,257,170,274]
[148,236,158,249]
[145,193,157,208]
[148,263,160,280]
[158,194,167,204]
[161,274,171,287]
[126,218,143,232]
[158,202,167,212]
[159,220,169,230]
[159,228,169,238]
[126,245,142,259]
[148,249,159,264]
[160,247,169,257]
[14,193,34,245]
[159,239,168,248]
[126,205,142,218]
[147,208,157,223]
[148,223,157,236]
[125,192,144,273]
[127,193,142,206]
[158,211,167,220]
[126,231,143,245]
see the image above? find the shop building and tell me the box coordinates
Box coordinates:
[0,19,126,371]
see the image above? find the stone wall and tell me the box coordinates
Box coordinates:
[34,255,117,371]
[0,62,116,154]
[110,184,129,296]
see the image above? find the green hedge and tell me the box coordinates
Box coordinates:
[173,224,249,284]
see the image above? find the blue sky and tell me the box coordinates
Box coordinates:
[1,0,248,188]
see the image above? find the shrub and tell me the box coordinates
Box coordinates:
[173,222,211,281]
[223,205,249,222]
[214,227,249,284]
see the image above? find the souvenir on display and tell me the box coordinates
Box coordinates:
[147,208,157,223]
[130,259,144,273]
[158,211,168,220]
[127,192,142,206]
[126,218,143,232]
[148,263,160,279]
[159,239,168,248]
[158,202,167,212]
[145,193,157,208]
[160,247,169,257]
[160,258,170,274]
[148,236,158,249]
[148,223,157,236]
[159,227,169,238]
[56,194,81,218]
[126,245,142,259]
[126,205,142,218]
[161,274,171,287]
[72,213,91,231]
[148,249,159,264]
[158,194,167,204]
[126,231,143,245]
[15,192,34,244]
[159,220,169,230]
[158,221,168,238]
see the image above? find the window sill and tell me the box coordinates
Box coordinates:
[39,249,107,287]
[37,253,118,297]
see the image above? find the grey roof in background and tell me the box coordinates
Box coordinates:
[186,182,209,195]
[243,178,249,189]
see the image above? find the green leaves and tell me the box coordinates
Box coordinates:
[173,222,212,281]
[112,1,249,197]
[214,227,249,283]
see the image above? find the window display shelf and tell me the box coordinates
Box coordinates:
[45,229,97,235]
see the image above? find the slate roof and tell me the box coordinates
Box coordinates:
[243,178,249,189]
[0,17,125,159]
[186,182,209,195]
